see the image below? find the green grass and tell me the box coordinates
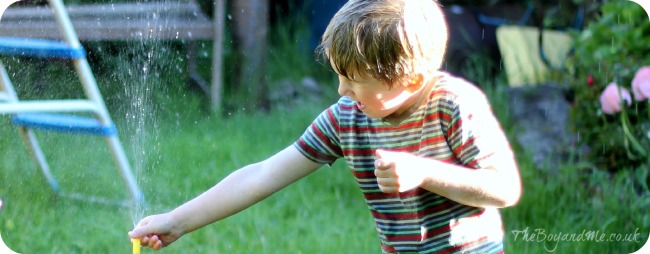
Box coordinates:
[1,14,649,254]
[481,76,649,254]
[0,101,380,253]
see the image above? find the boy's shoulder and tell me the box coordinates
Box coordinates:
[430,72,489,105]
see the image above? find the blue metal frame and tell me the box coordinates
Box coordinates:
[0,37,86,59]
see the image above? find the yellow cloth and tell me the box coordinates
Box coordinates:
[496,25,573,87]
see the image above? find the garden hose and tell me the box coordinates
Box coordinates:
[133,238,141,254]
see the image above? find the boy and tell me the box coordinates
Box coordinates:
[128,0,521,253]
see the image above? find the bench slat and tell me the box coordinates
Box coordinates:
[2,2,208,20]
[1,21,212,40]
[0,2,213,41]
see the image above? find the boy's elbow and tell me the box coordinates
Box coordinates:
[495,163,522,208]
[498,184,521,208]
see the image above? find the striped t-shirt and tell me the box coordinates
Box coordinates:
[294,73,512,253]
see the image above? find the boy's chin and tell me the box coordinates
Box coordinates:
[361,110,390,119]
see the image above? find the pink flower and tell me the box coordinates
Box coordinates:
[632,66,650,101]
[599,82,632,114]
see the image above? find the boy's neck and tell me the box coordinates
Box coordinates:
[382,74,439,126]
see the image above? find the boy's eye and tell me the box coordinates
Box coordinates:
[351,77,367,85]
[340,75,358,84]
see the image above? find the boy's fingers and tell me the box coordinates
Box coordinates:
[374,168,385,178]
[129,226,150,238]
[375,149,389,158]
[140,236,153,248]
[374,159,384,169]
[374,159,393,171]
[374,162,396,180]
[128,230,142,238]
[375,149,398,169]
[376,177,397,187]
[149,235,159,248]
[153,240,163,250]
[378,184,398,193]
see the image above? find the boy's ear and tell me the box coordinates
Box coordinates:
[405,73,424,92]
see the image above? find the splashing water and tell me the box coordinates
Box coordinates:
[124,59,155,225]
[116,1,178,225]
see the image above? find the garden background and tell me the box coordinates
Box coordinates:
[0,0,649,253]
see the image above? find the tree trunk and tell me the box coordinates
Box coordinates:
[230,0,269,113]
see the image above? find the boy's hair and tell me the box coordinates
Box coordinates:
[317,0,448,87]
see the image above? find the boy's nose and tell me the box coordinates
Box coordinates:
[338,80,351,97]
[338,83,347,97]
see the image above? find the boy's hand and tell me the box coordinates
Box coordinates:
[374,149,426,193]
[128,213,183,250]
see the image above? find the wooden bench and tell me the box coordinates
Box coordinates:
[0,0,224,111]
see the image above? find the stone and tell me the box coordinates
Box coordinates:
[507,84,575,171]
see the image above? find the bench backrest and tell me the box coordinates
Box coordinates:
[0,2,213,41]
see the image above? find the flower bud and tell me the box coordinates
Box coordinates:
[632,66,650,101]
[599,82,632,114]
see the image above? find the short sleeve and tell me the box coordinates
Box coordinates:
[444,85,514,169]
[293,104,343,165]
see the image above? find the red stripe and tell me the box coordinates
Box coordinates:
[438,236,489,254]
[341,149,376,155]
[424,112,443,122]
[452,136,477,155]
[447,116,462,137]
[386,224,452,242]
[385,231,492,253]
[338,119,424,132]
[362,189,426,199]
[370,201,454,220]
[352,170,376,178]
[297,139,331,161]
[340,104,356,111]
[438,111,452,122]
[311,122,337,150]
[421,135,446,146]
[326,108,340,131]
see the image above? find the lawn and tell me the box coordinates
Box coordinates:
[1,12,649,254]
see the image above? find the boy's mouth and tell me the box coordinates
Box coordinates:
[356,101,366,110]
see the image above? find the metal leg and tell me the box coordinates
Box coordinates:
[52,0,144,205]
[105,135,144,204]
[16,127,59,193]
[0,0,146,206]
[0,62,18,102]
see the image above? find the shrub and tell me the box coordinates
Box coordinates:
[567,1,650,172]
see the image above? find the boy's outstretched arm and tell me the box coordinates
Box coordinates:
[375,149,521,208]
[128,145,322,250]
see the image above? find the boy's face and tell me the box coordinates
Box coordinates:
[335,69,418,119]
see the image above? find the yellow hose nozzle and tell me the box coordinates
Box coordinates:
[132,238,141,254]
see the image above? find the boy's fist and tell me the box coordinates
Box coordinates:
[374,149,425,193]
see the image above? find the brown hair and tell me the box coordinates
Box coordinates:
[317,0,448,87]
